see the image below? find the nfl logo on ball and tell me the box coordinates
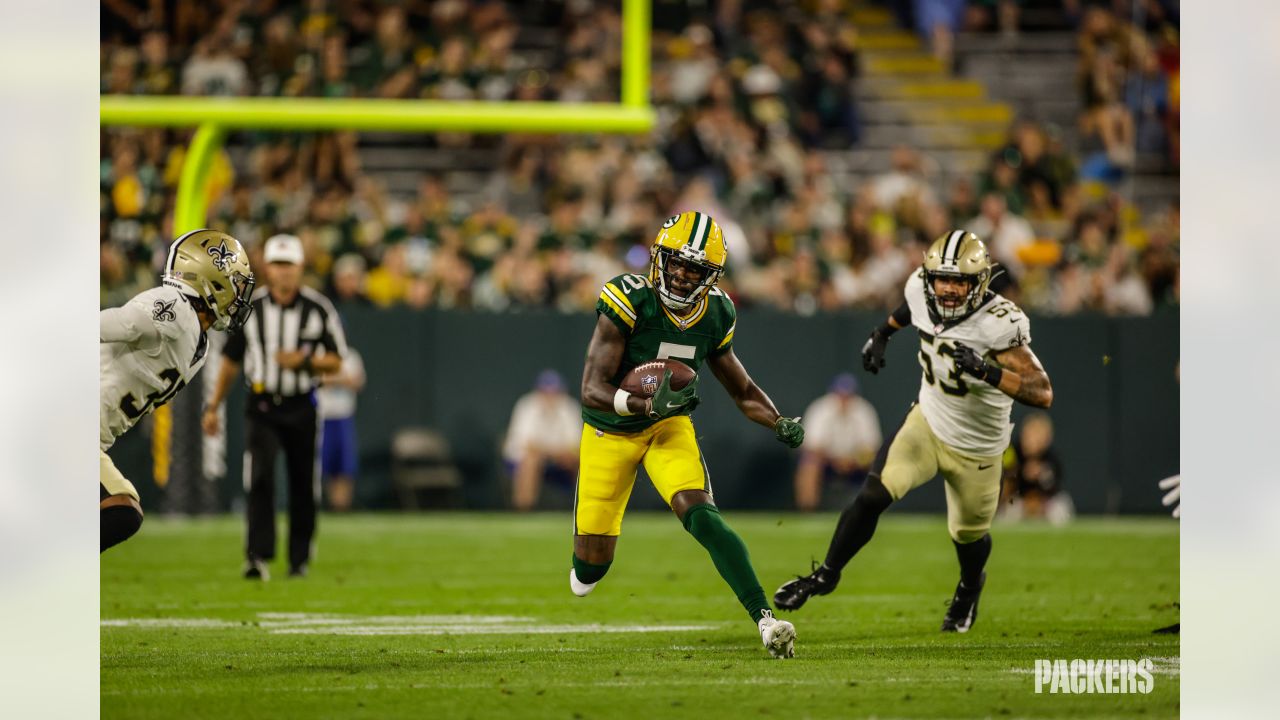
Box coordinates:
[641,374,658,394]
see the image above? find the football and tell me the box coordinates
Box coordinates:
[620,359,696,398]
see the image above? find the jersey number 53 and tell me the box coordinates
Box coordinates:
[919,337,969,397]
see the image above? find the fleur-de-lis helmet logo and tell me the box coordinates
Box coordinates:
[207,240,238,272]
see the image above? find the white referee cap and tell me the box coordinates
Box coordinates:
[264,234,304,265]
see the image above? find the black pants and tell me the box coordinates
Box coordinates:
[244,394,319,568]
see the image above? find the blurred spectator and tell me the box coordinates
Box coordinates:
[329,253,371,306]
[913,0,966,70]
[1000,412,1074,525]
[793,374,882,512]
[503,370,581,512]
[181,38,249,96]
[966,193,1035,281]
[318,347,366,512]
[872,146,938,215]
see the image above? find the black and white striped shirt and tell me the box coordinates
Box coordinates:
[223,286,348,398]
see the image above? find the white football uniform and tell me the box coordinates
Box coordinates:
[902,271,1032,457]
[100,285,209,451]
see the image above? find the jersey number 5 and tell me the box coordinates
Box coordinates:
[120,368,187,420]
[657,342,697,362]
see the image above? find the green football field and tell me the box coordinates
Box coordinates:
[101,513,1179,719]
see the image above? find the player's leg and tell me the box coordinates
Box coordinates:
[646,418,794,657]
[571,423,645,595]
[100,451,143,553]
[775,405,939,610]
[938,447,1002,632]
[243,411,281,578]
[282,402,321,576]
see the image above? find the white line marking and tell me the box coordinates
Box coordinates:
[102,612,721,637]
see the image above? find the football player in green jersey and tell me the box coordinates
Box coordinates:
[572,211,806,659]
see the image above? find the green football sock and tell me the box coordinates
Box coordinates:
[572,553,611,584]
[681,503,771,623]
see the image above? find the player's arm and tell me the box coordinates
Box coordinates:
[200,358,242,436]
[954,343,1054,408]
[707,348,804,448]
[201,327,246,436]
[580,314,654,417]
[99,303,162,346]
[861,301,911,374]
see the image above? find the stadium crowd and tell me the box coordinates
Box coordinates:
[101,0,1178,317]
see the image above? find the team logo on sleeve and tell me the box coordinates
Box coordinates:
[1008,326,1028,348]
[206,240,238,272]
[152,299,177,322]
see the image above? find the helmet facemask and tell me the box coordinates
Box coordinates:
[218,270,256,331]
[650,245,723,311]
[923,268,988,321]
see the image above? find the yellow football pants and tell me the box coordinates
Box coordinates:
[879,405,1003,543]
[575,416,709,536]
[100,449,140,502]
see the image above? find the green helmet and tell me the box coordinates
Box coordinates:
[921,230,994,322]
[162,229,256,331]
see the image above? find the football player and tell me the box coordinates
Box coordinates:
[775,230,1053,632]
[575,211,807,658]
[100,229,255,552]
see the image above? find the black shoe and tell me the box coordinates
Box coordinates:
[941,572,985,633]
[774,562,841,611]
[288,563,308,578]
[243,557,270,581]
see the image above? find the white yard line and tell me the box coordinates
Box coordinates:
[102,612,722,637]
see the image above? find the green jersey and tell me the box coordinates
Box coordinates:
[583,273,737,433]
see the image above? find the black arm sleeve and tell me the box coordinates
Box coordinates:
[890,301,911,328]
[223,327,246,362]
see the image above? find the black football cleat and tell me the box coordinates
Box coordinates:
[289,563,308,578]
[774,562,841,611]
[941,572,985,633]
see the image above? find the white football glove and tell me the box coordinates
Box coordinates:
[1158,475,1180,519]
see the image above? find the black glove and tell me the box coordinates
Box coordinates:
[951,341,1004,386]
[861,329,890,374]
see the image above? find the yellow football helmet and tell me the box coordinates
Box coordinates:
[162,229,256,331]
[921,229,994,321]
[648,211,728,311]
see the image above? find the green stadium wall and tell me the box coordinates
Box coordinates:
[108,308,1179,515]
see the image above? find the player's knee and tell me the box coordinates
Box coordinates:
[949,525,990,544]
[857,476,895,513]
[680,501,721,533]
[100,495,144,553]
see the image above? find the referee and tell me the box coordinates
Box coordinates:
[203,234,348,580]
